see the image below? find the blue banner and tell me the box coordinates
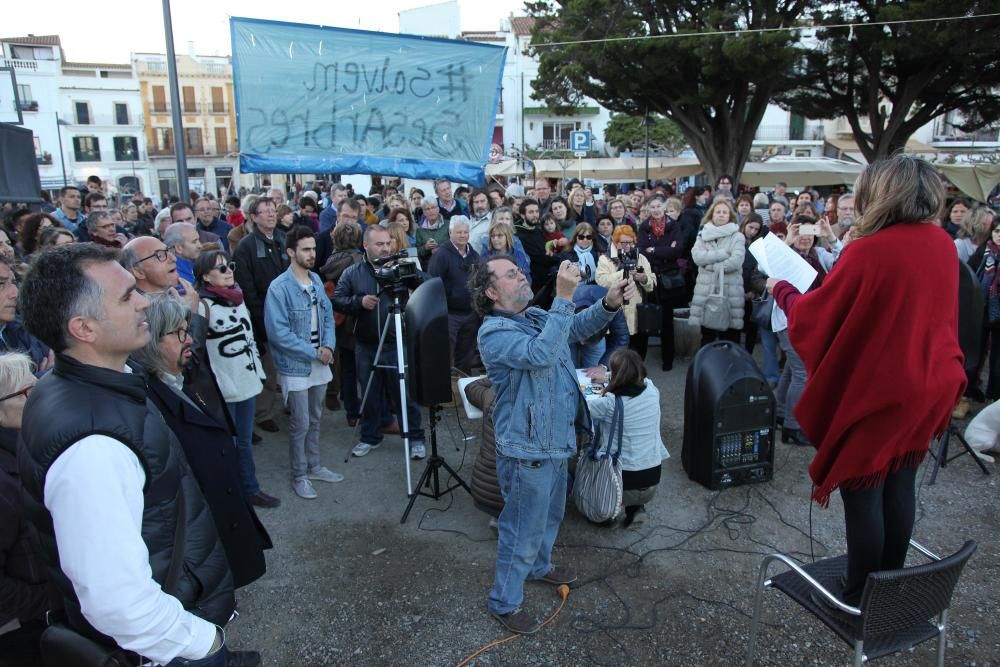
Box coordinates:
[230,17,506,184]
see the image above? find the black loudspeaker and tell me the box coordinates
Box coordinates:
[957,261,984,372]
[682,341,775,490]
[0,123,42,204]
[404,277,452,406]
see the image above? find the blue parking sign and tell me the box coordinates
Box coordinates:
[570,130,591,151]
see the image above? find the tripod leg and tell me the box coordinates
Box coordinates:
[952,431,992,475]
[400,461,438,524]
[928,429,950,486]
[437,457,473,494]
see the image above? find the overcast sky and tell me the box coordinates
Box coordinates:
[4,0,527,63]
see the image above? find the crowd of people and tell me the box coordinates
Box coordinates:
[0,158,992,654]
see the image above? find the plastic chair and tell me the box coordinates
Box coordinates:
[746,540,977,667]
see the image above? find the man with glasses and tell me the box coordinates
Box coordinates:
[171,202,220,248]
[467,257,635,635]
[833,194,856,240]
[120,237,196,305]
[194,198,232,251]
[0,257,51,371]
[234,197,287,434]
[264,226,343,499]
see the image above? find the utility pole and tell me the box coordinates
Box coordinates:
[161,0,189,201]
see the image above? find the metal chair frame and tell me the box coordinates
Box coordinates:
[746,540,976,667]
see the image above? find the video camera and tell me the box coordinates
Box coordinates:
[373,250,419,287]
[618,247,640,305]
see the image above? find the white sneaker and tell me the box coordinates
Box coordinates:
[293,477,317,499]
[411,442,426,460]
[307,466,345,483]
[351,442,379,457]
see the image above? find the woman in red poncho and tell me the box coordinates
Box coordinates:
[766,156,966,605]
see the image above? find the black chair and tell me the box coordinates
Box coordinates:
[746,540,977,667]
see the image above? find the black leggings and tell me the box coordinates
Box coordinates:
[838,466,917,605]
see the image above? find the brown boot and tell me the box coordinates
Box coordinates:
[952,397,971,420]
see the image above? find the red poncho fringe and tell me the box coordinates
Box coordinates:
[773,222,966,506]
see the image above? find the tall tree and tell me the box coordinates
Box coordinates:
[604,113,688,156]
[777,1,1000,163]
[527,0,813,184]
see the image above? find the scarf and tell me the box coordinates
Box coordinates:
[204,284,245,307]
[574,245,597,281]
[983,242,1000,298]
[650,216,666,239]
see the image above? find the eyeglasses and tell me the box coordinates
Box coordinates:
[577,234,593,240]
[164,326,190,344]
[0,385,32,402]
[136,248,174,264]
[212,261,237,274]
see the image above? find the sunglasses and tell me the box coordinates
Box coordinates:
[0,385,32,402]
[577,234,593,240]
[213,261,237,274]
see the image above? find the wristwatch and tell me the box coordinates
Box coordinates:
[205,625,225,657]
[600,297,618,312]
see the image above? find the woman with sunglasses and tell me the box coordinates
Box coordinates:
[0,352,49,665]
[554,223,600,284]
[194,249,279,508]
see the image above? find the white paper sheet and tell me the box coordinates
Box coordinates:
[749,234,818,293]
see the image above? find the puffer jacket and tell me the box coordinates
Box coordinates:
[688,222,746,329]
[464,378,503,517]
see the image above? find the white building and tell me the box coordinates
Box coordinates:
[0,34,151,200]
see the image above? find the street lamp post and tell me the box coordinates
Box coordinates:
[641,110,651,189]
[55,114,68,187]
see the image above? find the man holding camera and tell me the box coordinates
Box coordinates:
[332,226,427,460]
[468,256,636,634]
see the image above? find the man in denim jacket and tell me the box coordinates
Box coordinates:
[469,255,635,634]
[264,226,344,500]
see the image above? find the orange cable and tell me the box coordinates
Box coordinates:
[455,585,570,667]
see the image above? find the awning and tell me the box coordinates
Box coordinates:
[935,164,1000,203]
[530,156,703,181]
[825,137,938,164]
[738,158,864,187]
[484,160,525,177]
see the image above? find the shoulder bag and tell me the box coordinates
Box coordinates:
[573,396,624,523]
[701,266,731,331]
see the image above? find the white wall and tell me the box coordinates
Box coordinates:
[398,1,461,38]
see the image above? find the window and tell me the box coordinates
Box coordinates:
[541,121,580,150]
[75,102,91,125]
[214,167,233,195]
[11,45,54,60]
[182,86,196,113]
[114,136,139,161]
[33,137,41,156]
[214,127,228,154]
[211,87,226,113]
[16,84,36,111]
[185,128,203,154]
[73,136,100,162]
[206,64,226,74]
[147,61,167,73]
[114,103,129,125]
[152,86,167,113]
[158,169,177,199]
[155,128,173,154]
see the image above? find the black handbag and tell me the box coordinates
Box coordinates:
[750,293,774,330]
[40,485,189,667]
[635,302,663,334]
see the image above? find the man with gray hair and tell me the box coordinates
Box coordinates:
[85,211,128,249]
[433,177,468,223]
[318,183,349,233]
[428,215,480,374]
[164,222,202,285]
[833,194,856,239]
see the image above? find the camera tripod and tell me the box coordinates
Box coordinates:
[927,417,991,485]
[352,281,470,523]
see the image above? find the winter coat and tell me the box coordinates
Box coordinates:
[688,222,745,329]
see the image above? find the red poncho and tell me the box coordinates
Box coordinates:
[773,222,966,505]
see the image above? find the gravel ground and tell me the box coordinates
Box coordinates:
[226,353,999,667]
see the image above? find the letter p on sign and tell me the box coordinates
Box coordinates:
[570,130,591,151]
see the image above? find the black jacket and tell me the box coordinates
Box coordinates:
[233,228,288,343]
[427,242,479,314]
[19,355,235,645]
[332,257,426,346]
[145,373,271,589]
[515,222,559,292]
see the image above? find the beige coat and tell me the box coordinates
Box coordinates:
[595,246,655,335]
[688,222,745,329]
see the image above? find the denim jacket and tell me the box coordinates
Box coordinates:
[263,268,336,377]
[478,296,617,460]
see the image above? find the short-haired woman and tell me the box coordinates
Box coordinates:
[766,155,965,606]
[585,349,668,527]
[689,199,745,346]
[481,219,531,281]
[596,226,655,358]
[194,249,278,509]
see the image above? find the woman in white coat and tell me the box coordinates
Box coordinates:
[688,199,746,347]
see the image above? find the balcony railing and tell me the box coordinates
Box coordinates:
[754,125,825,141]
[208,103,229,114]
[540,139,570,150]
[18,100,38,111]
[0,58,58,74]
[148,146,206,157]
[61,112,143,126]
[933,121,1000,143]
[150,102,201,114]
[114,150,143,162]
[36,153,52,165]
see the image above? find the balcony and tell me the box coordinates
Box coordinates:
[754,124,825,142]
[0,58,59,74]
[208,103,229,114]
[36,152,52,165]
[18,100,38,112]
[149,102,201,115]
[114,149,143,162]
[540,139,570,150]
[61,112,144,127]
[148,145,206,157]
[933,120,1000,143]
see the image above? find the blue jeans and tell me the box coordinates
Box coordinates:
[776,329,807,430]
[355,342,424,446]
[758,328,780,385]
[339,346,360,419]
[164,646,227,667]
[488,455,567,615]
[572,338,606,368]
[228,397,259,497]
